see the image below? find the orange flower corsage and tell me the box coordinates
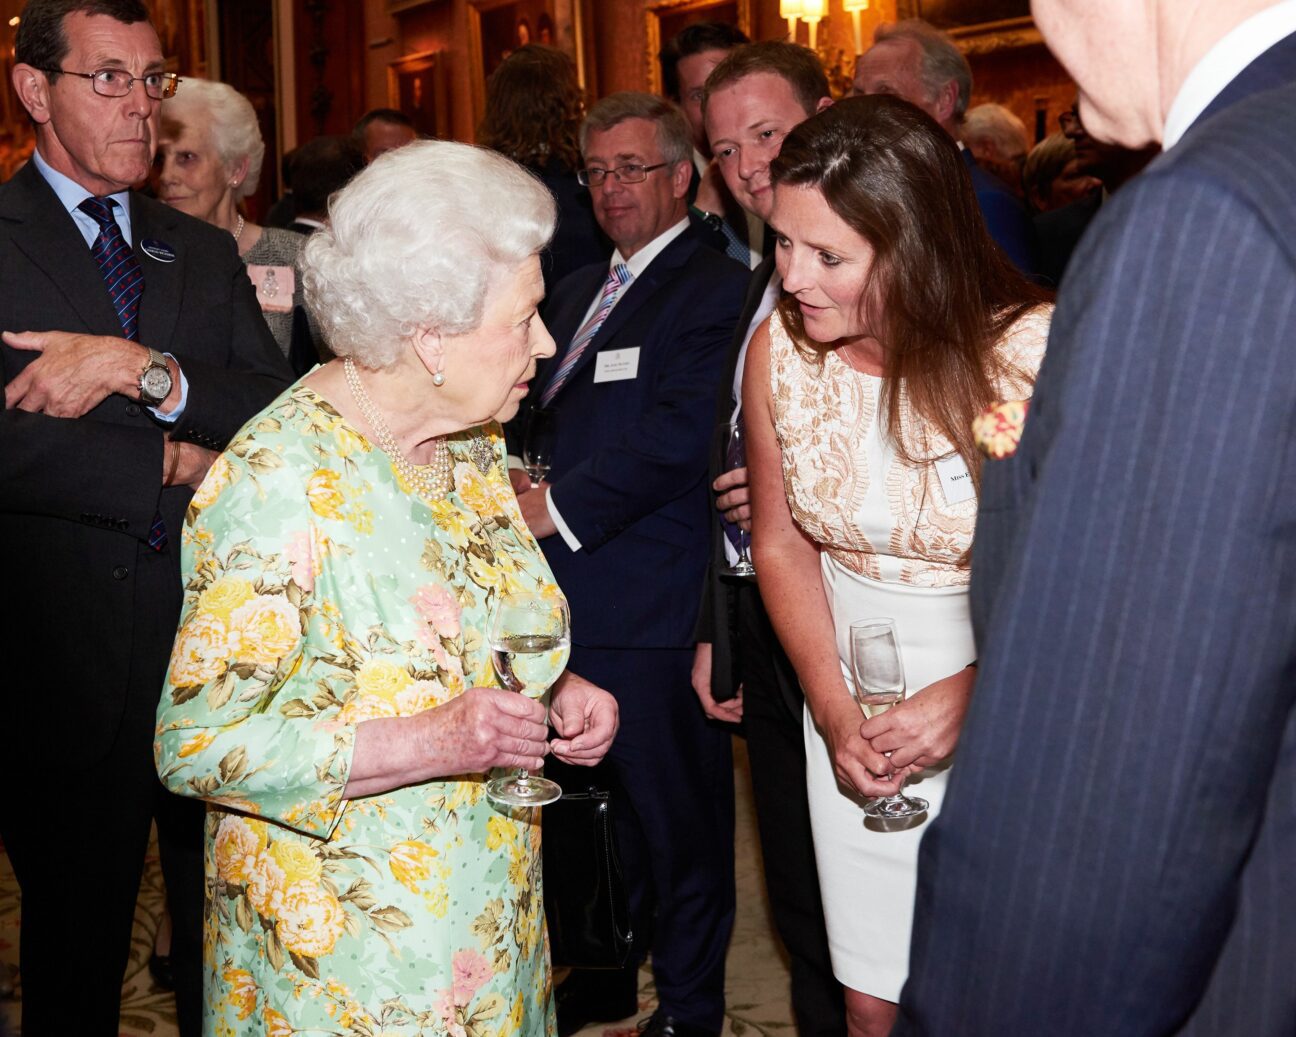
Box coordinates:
[973,399,1030,460]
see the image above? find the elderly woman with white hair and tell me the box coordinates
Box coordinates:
[154,77,316,363]
[154,140,618,1032]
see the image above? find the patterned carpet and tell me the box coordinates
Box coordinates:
[0,739,796,1036]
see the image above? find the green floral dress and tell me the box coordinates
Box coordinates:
[155,384,558,1037]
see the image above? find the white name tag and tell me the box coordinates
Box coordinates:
[935,453,976,505]
[594,348,640,383]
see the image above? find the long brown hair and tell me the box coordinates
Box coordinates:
[478,45,584,171]
[770,94,1049,490]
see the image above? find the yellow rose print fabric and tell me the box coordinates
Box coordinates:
[156,385,558,1036]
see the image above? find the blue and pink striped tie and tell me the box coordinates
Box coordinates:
[79,196,166,551]
[541,263,632,406]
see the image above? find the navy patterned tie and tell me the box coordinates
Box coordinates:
[79,196,166,550]
[78,196,144,340]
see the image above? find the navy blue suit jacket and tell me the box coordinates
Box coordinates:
[963,148,1038,277]
[897,31,1296,1036]
[531,225,748,650]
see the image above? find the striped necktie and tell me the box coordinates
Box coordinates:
[78,196,144,340]
[79,197,166,551]
[541,263,632,406]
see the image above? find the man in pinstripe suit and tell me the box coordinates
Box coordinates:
[895,2,1296,1034]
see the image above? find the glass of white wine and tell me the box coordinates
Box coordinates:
[849,618,928,820]
[486,590,571,808]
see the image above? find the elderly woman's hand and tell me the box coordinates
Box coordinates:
[859,666,975,771]
[548,671,619,766]
[422,686,551,773]
[343,687,549,799]
[819,695,908,801]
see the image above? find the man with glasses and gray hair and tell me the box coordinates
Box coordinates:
[0,2,291,1033]
[512,91,748,1037]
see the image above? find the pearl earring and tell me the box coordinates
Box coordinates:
[432,370,446,387]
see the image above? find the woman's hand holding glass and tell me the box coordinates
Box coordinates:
[857,666,975,772]
[820,695,909,801]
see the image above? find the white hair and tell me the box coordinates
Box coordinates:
[301,140,557,368]
[963,103,1029,161]
[160,78,265,200]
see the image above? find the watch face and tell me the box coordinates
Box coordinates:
[142,365,172,401]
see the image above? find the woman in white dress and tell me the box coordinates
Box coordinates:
[745,96,1052,1037]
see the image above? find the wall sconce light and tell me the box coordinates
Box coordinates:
[780,0,802,42]
[802,0,825,51]
[842,0,870,55]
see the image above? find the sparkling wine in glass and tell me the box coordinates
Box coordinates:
[523,408,557,488]
[849,618,928,820]
[721,419,755,578]
[486,591,571,808]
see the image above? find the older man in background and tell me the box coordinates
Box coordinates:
[0,1,292,1033]
[852,19,1038,274]
[898,1,1296,1033]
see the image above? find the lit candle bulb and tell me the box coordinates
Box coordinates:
[843,0,870,56]
[802,0,825,52]
[779,0,803,43]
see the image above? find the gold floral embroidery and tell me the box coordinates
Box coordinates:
[765,306,1051,585]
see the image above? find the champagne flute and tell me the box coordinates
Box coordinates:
[721,419,756,577]
[849,618,928,820]
[486,591,571,807]
[523,408,557,488]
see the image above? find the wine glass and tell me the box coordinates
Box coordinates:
[523,408,557,488]
[721,419,755,578]
[849,618,928,820]
[486,591,571,807]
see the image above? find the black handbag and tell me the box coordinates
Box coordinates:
[542,786,634,969]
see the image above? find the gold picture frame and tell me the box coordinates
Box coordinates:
[387,49,451,140]
[644,0,753,96]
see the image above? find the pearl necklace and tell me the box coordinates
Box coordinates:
[233,213,245,243]
[344,357,453,500]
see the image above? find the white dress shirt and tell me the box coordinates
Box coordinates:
[1163,0,1296,149]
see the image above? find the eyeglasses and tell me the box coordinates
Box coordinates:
[38,66,181,100]
[577,162,670,187]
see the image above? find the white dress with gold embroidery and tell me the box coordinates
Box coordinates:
[767,304,1050,1001]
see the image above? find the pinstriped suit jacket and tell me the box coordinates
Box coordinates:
[895,33,1296,1037]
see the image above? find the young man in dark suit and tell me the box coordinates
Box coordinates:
[513,91,748,1037]
[898,2,1296,1034]
[696,42,845,1037]
[0,2,292,1033]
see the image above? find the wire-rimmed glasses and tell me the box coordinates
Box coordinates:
[37,66,181,100]
[576,162,669,187]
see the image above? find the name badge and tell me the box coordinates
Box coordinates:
[141,239,176,263]
[246,264,295,314]
[594,347,640,383]
[935,453,976,505]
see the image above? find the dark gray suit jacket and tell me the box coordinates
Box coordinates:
[0,161,292,764]
[896,31,1296,1037]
